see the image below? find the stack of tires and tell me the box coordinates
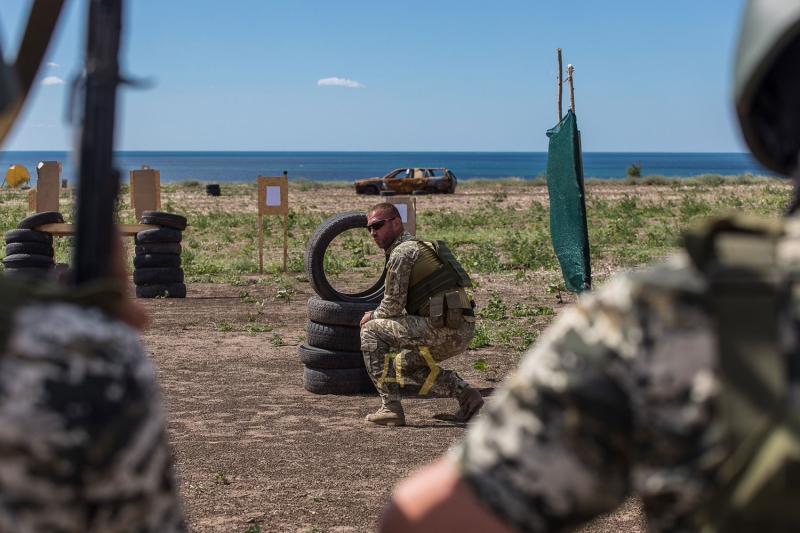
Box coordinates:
[301,212,386,395]
[2,211,62,277]
[205,183,220,197]
[133,211,187,298]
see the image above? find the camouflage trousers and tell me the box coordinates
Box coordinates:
[360,315,475,403]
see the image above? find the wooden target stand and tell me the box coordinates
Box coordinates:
[257,173,289,273]
[32,164,161,236]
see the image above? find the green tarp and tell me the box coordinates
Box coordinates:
[545,109,591,292]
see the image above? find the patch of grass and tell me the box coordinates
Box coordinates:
[244,524,262,533]
[469,322,493,349]
[243,323,275,334]
[216,320,235,332]
[275,288,296,302]
[471,358,500,380]
[268,333,286,346]
[478,291,507,320]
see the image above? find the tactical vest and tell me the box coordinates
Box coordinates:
[401,239,472,317]
[0,275,125,353]
[683,215,800,532]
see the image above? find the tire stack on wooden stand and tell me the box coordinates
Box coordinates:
[2,211,62,277]
[301,211,386,395]
[133,211,187,298]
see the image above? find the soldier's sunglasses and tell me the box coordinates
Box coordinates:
[366,217,397,232]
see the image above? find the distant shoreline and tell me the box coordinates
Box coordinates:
[0,151,774,183]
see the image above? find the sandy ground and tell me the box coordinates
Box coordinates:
[131,184,660,532]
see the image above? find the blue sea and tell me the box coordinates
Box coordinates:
[0,151,775,185]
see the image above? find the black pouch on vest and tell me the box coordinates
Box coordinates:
[430,295,445,328]
[445,291,462,329]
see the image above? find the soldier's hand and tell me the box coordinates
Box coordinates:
[360,311,372,328]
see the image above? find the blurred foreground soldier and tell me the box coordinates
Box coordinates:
[380,1,800,531]
[360,203,484,426]
[0,237,186,532]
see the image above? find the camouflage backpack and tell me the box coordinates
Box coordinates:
[684,215,800,532]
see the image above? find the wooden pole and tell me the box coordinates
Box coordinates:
[557,48,563,121]
[567,64,575,113]
[283,170,288,272]
[258,214,264,274]
[283,213,288,273]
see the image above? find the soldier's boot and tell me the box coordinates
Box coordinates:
[365,401,406,427]
[455,386,484,422]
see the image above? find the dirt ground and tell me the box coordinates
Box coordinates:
[137,184,666,532]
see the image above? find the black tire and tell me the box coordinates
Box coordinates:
[3,267,52,278]
[302,365,376,395]
[307,296,378,327]
[133,254,182,269]
[206,184,221,197]
[206,190,221,197]
[5,242,54,258]
[5,229,53,245]
[363,185,378,195]
[306,320,361,352]
[141,211,188,231]
[17,211,64,229]
[135,283,187,298]
[379,190,396,196]
[425,187,437,194]
[134,227,182,245]
[297,344,365,369]
[135,242,182,256]
[133,267,184,285]
[3,254,55,268]
[412,189,427,195]
[305,211,386,303]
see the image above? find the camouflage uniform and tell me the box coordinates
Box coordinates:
[362,231,475,403]
[0,299,186,533]
[452,250,727,533]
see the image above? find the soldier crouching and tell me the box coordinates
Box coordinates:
[359,203,484,426]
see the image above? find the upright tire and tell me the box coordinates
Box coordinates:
[305,211,385,303]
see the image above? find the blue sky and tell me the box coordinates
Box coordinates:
[0,0,748,152]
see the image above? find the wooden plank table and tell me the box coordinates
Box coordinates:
[35,223,159,236]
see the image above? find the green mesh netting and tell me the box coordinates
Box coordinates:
[545,109,591,292]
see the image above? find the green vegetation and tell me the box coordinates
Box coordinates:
[2,175,790,366]
[626,161,643,177]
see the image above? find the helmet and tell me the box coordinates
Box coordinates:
[735,0,800,176]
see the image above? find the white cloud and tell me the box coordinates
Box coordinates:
[46,62,59,67]
[41,76,65,85]
[317,77,364,88]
